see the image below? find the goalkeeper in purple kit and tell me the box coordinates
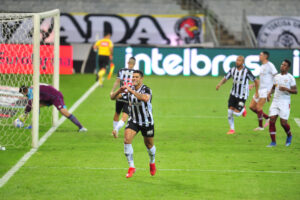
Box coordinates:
[19,84,87,132]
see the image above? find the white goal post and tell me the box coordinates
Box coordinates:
[0,9,60,149]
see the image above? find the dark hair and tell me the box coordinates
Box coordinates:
[129,57,136,61]
[262,51,269,59]
[283,59,291,67]
[104,32,111,37]
[133,70,144,77]
[19,85,28,93]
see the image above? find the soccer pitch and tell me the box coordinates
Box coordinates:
[0,74,300,200]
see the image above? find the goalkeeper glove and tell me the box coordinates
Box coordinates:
[19,113,28,123]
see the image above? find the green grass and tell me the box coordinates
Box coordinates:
[0,74,300,200]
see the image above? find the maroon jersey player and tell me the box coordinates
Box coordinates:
[19,84,87,132]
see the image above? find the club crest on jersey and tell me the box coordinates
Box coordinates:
[238,102,244,107]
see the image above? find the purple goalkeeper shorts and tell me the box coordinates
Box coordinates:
[52,92,66,110]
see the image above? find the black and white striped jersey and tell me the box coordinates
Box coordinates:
[126,84,154,126]
[117,68,135,102]
[117,68,135,87]
[225,66,256,100]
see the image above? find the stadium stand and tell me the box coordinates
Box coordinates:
[199,0,300,42]
[2,0,299,47]
[0,0,188,14]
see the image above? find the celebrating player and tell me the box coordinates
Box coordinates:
[110,57,136,138]
[216,56,259,134]
[249,51,277,131]
[111,70,156,178]
[19,84,87,132]
[266,59,297,147]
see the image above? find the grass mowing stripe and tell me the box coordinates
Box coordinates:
[22,166,300,174]
[0,82,99,188]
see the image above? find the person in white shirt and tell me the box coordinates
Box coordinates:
[249,51,278,131]
[266,59,297,147]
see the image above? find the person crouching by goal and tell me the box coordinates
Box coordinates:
[18,84,87,132]
[110,70,156,178]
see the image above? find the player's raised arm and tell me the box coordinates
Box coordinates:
[110,78,121,96]
[126,86,151,102]
[110,86,126,100]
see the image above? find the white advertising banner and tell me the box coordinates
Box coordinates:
[60,13,205,46]
[247,16,300,48]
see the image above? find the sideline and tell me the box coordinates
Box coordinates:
[0,82,99,188]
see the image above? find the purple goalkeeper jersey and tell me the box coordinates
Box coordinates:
[25,84,65,113]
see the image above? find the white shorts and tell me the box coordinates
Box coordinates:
[253,88,268,103]
[269,100,290,120]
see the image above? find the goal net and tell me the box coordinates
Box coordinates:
[0,9,60,149]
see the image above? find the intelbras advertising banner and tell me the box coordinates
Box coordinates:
[109,47,299,77]
[247,16,300,48]
[60,13,204,46]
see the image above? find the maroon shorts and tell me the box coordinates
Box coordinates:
[52,92,66,110]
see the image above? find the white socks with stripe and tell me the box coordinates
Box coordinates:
[233,107,244,117]
[147,145,156,164]
[228,109,234,130]
[115,120,125,132]
[124,144,134,168]
[113,121,118,130]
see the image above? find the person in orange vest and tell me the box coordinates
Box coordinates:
[93,32,114,86]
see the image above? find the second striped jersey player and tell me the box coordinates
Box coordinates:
[110,57,136,138]
[216,55,259,135]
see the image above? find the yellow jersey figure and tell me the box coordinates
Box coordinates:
[93,32,114,86]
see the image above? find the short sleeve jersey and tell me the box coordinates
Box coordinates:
[125,85,154,126]
[259,61,277,90]
[94,38,113,56]
[225,66,256,100]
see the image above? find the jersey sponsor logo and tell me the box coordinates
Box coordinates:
[257,17,300,48]
[131,101,143,106]
[100,41,109,46]
[233,80,245,84]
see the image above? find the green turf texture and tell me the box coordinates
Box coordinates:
[0,74,300,200]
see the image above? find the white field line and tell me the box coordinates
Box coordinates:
[23,166,300,174]
[294,118,300,127]
[0,82,99,188]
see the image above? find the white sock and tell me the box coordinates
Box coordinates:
[115,120,125,131]
[233,107,244,117]
[228,109,234,130]
[147,145,156,164]
[124,144,134,168]
[113,121,118,129]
